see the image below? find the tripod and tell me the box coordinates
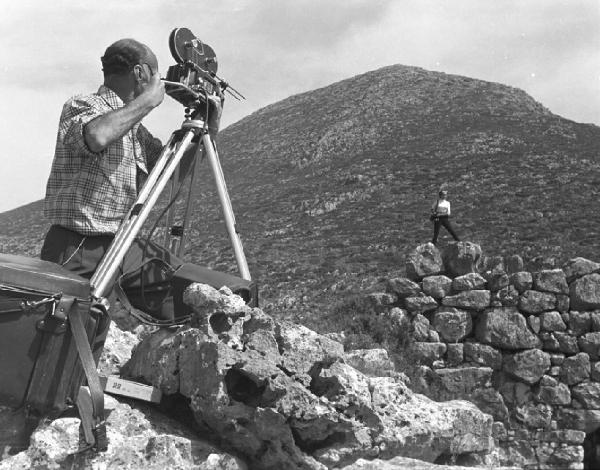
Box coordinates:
[89,107,251,301]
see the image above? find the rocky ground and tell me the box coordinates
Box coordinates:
[0,283,518,470]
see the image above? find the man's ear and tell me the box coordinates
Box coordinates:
[132,64,144,81]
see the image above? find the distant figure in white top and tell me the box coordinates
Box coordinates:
[431,190,460,244]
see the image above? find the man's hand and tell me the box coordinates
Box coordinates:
[206,92,224,137]
[140,72,165,109]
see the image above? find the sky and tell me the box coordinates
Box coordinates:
[0,0,598,212]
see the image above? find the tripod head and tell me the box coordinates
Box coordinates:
[163,27,244,117]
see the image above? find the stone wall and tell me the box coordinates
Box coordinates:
[375,242,600,470]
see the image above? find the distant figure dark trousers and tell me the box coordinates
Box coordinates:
[432,216,460,244]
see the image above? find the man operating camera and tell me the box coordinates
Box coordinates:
[40,38,221,278]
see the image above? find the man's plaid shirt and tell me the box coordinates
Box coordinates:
[44,85,163,236]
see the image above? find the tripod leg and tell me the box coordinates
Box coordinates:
[177,145,204,258]
[201,133,251,281]
[90,128,198,299]
[163,164,181,248]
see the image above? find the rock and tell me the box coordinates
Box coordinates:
[503,349,551,384]
[577,332,600,360]
[276,320,345,379]
[535,442,583,467]
[480,255,505,273]
[469,388,509,422]
[506,255,524,274]
[495,439,536,468]
[510,272,533,293]
[411,342,447,366]
[355,377,493,462]
[406,243,443,281]
[441,242,482,277]
[570,273,600,311]
[591,311,600,331]
[550,353,566,365]
[387,307,411,329]
[340,455,513,469]
[592,362,600,381]
[404,295,438,315]
[498,379,532,407]
[442,290,490,310]
[452,273,487,292]
[428,330,440,342]
[475,308,541,350]
[540,311,567,332]
[497,285,519,307]
[0,398,245,470]
[463,342,502,370]
[421,275,452,299]
[528,315,541,334]
[345,349,396,377]
[484,271,510,292]
[386,277,421,298]
[540,332,560,352]
[431,367,493,398]
[98,323,140,377]
[123,287,493,468]
[569,311,591,336]
[518,290,556,314]
[559,353,591,385]
[432,308,472,342]
[184,283,248,319]
[556,408,600,433]
[556,294,570,313]
[535,375,571,405]
[562,257,600,283]
[554,332,580,355]
[532,269,569,294]
[413,314,431,342]
[572,382,600,409]
[445,343,464,366]
[515,402,552,429]
[534,429,586,444]
[359,292,398,313]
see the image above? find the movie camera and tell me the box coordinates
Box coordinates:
[162,27,244,114]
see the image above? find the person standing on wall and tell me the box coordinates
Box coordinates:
[430,190,460,244]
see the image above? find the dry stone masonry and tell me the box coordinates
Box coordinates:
[379,242,600,470]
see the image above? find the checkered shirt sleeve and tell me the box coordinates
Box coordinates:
[44,86,163,236]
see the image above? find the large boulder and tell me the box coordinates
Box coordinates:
[442,242,482,277]
[0,396,245,470]
[502,349,551,384]
[475,308,541,350]
[432,308,473,342]
[518,290,556,314]
[570,273,600,311]
[533,269,569,294]
[562,257,600,283]
[124,283,494,469]
[387,277,421,298]
[452,273,487,292]
[406,243,443,281]
[442,290,490,310]
[422,275,452,299]
[559,353,591,385]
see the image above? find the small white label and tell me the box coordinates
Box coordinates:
[101,376,162,403]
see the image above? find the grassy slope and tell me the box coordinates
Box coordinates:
[1,64,599,331]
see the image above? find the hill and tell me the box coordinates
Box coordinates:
[1,64,600,327]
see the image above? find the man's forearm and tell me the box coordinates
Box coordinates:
[84,96,155,153]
